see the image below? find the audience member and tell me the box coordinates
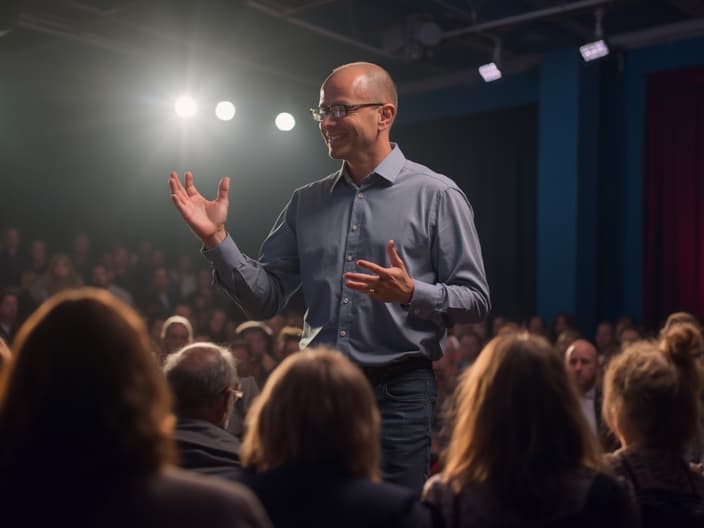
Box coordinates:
[91,262,134,306]
[0,289,19,344]
[172,254,198,299]
[603,322,704,526]
[144,267,177,320]
[70,232,94,282]
[207,308,229,343]
[111,244,136,293]
[0,227,23,288]
[618,325,642,347]
[28,239,48,275]
[565,340,601,436]
[226,338,261,440]
[160,315,194,360]
[164,342,242,481]
[595,320,616,355]
[456,330,482,369]
[239,347,440,527]
[236,321,277,387]
[423,331,636,527]
[273,326,302,361]
[0,288,271,528]
[265,314,286,341]
[490,314,507,337]
[556,328,581,357]
[525,314,548,337]
[31,253,83,302]
[551,312,578,342]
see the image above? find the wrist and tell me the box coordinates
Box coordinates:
[203,229,227,249]
[404,284,414,304]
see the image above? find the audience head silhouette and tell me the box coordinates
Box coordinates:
[443,331,602,503]
[603,320,704,451]
[241,346,380,479]
[0,287,174,481]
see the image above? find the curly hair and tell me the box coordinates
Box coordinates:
[603,320,704,450]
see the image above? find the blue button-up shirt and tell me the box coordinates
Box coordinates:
[204,145,490,365]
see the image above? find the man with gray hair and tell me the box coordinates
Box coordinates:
[164,342,242,481]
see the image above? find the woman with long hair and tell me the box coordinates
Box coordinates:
[423,331,636,527]
[0,288,269,528]
[239,346,439,528]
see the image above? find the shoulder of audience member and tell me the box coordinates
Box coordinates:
[150,466,271,528]
[584,471,640,528]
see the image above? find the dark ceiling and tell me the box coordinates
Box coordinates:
[2,0,704,94]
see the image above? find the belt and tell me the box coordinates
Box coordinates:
[360,356,432,386]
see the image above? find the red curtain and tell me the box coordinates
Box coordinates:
[643,67,704,327]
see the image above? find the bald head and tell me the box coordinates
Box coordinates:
[324,62,398,108]
[565,339,598,394]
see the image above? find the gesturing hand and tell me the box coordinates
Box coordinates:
[169,171,230,249]
[343,240,415,304]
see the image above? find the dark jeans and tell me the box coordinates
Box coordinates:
[372,367,437,495]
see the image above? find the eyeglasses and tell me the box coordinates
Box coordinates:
[309,102,384,122]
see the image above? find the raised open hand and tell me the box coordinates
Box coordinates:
[343,240,414,304]
[170,171,230,248]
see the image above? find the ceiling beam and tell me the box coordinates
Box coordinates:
[517,0,595,40]
[668,0,704,17]
[244,0,398,59]
[443,0,613,39]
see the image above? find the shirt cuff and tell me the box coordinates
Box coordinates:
[407,280,439,318]
[202,233,249,282]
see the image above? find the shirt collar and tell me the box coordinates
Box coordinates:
[583,386,596,400]
[331,143,405,190]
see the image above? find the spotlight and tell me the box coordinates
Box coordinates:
[275,112,296,132]
[479,62,502,82]
[581,9,609,62]
[580,40,609,61]
[174,96,197,118]
[215,101,236,121]
[479,40,502,83]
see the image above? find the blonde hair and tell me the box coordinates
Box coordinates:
[241,346,380,479]
[443,332,603,504]
[603,321,704,450]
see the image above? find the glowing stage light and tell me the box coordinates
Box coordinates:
[174,96,197,118]
[275,112,295,131]
[215,101,236,121]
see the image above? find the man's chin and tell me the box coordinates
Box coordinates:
[327,148,345,160]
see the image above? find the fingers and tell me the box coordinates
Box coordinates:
[356,259,388,276]
[217,177,230,202]
[184,171,199,197]
[169,173,189,210]
[169,172,184,194]
[343,272,379,292]
[387,240,407,271]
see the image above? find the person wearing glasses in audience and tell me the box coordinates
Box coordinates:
[169,61,490,493]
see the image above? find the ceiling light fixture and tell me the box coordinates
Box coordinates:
[580,8,609,61]
[479,40,502,82]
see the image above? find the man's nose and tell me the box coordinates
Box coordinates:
[320,113,337,127]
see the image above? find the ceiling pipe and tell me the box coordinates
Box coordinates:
[245,0,398,59]
[443,0,613,39]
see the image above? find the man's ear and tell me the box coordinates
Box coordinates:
[378,104,396,131]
